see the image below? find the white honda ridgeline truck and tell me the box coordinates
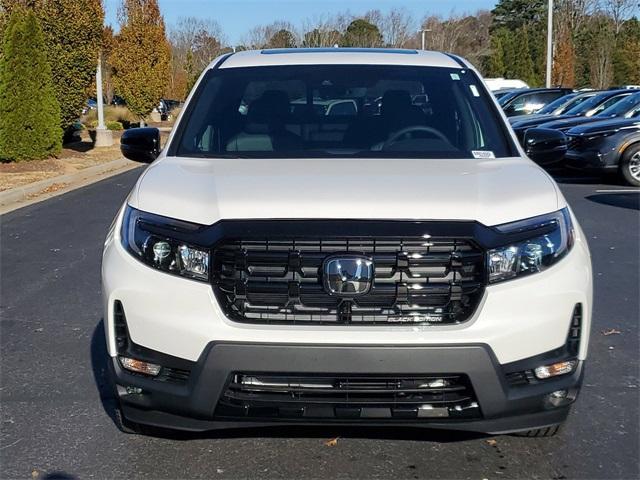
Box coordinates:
[102,48,592,436]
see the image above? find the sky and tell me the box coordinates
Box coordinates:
[104,0,498,44]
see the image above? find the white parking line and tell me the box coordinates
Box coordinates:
[595,189,640,193]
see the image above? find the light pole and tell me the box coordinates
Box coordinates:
[546,0,554,88]
[94,51,113,147]
[418,29,431,50]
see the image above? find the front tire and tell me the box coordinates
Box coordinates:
[620,144,640,187]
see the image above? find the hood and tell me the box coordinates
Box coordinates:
[131,156,560,227]
[567,118,640,136]
[539,115,612,131]
[509,113,558,127]
[512,114,578,130]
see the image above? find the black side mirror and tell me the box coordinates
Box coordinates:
[120,127,160,163]
[524,128,567,165]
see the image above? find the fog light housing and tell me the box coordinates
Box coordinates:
[534,360,577,379]
[119,356,161,376]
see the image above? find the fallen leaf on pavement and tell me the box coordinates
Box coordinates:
[324,437,339,447]
[602,328,621,336]
[486,439,497,446]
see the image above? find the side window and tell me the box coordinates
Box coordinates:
[530,92,564,110]
[504,93,533,115]
[593,95,626,114]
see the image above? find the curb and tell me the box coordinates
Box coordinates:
[0,157,140,214]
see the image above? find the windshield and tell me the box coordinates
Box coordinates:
[538,93,589,115]
[173,65,515,159]
[597,93,640,118]
[565,92,627,116]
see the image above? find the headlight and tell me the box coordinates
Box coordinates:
[121,206,209,281]
[488,208,574,284]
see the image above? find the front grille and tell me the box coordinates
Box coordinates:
[211,237,485,325]
[216,373,480,421]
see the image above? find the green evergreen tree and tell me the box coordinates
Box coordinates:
[511,28,536,85]
[485,29,507,77]
[341,19,383,47]
[2,0,105,132]
[0,9,62,161]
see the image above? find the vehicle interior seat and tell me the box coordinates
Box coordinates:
[344,90,425,148]
[226,90,302,152]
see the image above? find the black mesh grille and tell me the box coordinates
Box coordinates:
[211,237,485,325]
[216,373,480,421]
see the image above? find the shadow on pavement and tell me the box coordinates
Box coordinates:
[586,192,639,210]
[90,320,119,427]
[90,321,487,444]
[39,473,78,480]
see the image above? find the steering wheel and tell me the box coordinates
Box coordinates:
[382,125,450,150]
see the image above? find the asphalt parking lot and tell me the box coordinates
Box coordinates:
[1,168,638,480]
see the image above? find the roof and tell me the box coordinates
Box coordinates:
[215,48,465,70]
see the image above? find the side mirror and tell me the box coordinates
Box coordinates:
[120,127,160,163]
[524,128,567,165]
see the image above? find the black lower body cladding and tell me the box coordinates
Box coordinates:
[110,342,583,434]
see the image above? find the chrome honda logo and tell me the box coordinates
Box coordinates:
[323,255,373,296]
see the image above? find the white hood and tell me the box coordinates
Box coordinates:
[130,156,561,227]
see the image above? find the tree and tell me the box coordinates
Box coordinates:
[341,19,383,47]
[111,0,171,121]
[302,28,341,47]
[613,17,640,85]
[0,9,62,161]
[491,0,546,30]
[485,30,507,76]
[168,17,227,100]
[268,28,297,48]
[511,27,536,85]
[1,0,104,132]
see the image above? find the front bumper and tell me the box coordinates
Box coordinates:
[564,148,619,171]
[110,342,584,434]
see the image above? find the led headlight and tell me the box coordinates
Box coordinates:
[488,208,574,284]
[121,206,209,281]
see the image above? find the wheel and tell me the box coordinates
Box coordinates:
[513,424,562,438]
[114,405,143,434]
[620,144,640,187]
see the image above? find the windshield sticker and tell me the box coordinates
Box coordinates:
[450,73,460,80]
[472,150,495,159]
[469,85,480,97]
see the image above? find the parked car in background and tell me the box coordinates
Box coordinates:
[511,90,633,145]
[509,91,598,125]
[485,78,529,91]
[82,98,97,116]
[499,88,573,117]
[538,91,638,133]
[565,117,640,186]
[290,98,358,116]
[493,88,522,100]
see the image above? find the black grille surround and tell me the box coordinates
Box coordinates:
[212,235,485,325]
[215,373,481,421]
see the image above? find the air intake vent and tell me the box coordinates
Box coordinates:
[216,373,481,421]
[113,300,129,353]
[567,304,582,356]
